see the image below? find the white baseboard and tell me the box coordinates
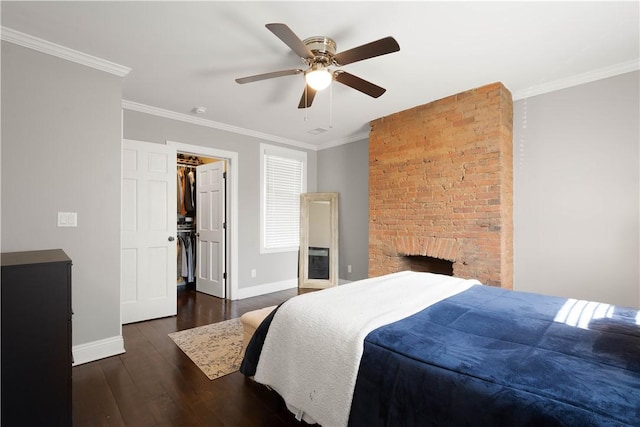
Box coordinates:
[232,278,353,300]
[233,278,297,300]
[72,335,125,366]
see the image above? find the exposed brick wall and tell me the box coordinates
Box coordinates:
[368,82,513,288]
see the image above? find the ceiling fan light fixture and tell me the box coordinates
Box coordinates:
[305,64,332,91]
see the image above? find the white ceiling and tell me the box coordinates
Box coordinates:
[2,1,638,150]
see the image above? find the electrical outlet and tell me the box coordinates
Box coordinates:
[251,269,257,278]
[348,265,352,273]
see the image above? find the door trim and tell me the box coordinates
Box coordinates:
[167,140,239,300]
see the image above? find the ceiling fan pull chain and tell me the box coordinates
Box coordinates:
[304,85,308,121]
[329,82,333,129]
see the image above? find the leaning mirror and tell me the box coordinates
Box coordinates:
[299,192,339,289]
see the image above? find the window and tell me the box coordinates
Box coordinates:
[260,144,307,253]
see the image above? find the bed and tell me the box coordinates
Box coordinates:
[240,271,640,426]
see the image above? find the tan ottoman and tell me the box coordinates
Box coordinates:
[240,305,277,354]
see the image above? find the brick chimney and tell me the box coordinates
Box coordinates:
[368,82,513,288]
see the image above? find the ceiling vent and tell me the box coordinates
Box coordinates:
[308,127,328,135]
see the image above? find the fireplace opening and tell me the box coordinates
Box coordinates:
[405,255,453,276]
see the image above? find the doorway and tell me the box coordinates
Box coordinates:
[121,140,239,325]
[169,140,239,301]
[177,154,226,298]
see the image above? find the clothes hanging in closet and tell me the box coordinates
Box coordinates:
[177,166,196,216]
[187,168,195,212]
[178,232,196,283]
[176,239,183,284]
[177,161,198,285]
[177,168,187,216]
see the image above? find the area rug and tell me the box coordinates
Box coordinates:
[168,318,244,380]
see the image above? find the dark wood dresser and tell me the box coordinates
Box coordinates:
[1,249,72,426]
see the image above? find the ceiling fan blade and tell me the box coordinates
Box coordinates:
[333,36,400,66]
[298,86,317,109]
[334,71,386,98]
[235,69,303,84]
[266,23,314,60]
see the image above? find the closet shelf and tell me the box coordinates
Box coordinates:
[177,154,202,167]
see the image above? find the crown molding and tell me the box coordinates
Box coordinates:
[317,131,370,150]
[325,60,639,147]
[512,59,639,100]
[1,26,131,77]
[122,100,319,151]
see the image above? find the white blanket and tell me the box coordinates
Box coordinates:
[254,271,480,426]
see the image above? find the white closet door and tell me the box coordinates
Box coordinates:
[121,139,177,324]
[196,161,226,298]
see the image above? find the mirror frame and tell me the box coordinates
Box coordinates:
[299,192,339,289]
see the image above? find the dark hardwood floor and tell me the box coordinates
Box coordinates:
[72,286,313,426]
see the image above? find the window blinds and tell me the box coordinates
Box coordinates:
[264,153,304,250]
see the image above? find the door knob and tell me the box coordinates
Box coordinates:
[168,236,175,242]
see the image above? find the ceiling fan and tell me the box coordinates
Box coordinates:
[235,23,400,109]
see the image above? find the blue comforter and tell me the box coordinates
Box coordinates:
[349,285,640,426]
[241,285,640,426]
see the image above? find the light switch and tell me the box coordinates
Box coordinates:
[57,212,78,227]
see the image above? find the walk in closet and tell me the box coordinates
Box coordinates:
[177,154,199,287]
[176,153,227,298]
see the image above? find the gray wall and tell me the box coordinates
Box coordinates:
[513,71,640,308]
[318,139,369,281]
[1,42,124,345]
[123,110,318,289]
[1,40,319,352]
